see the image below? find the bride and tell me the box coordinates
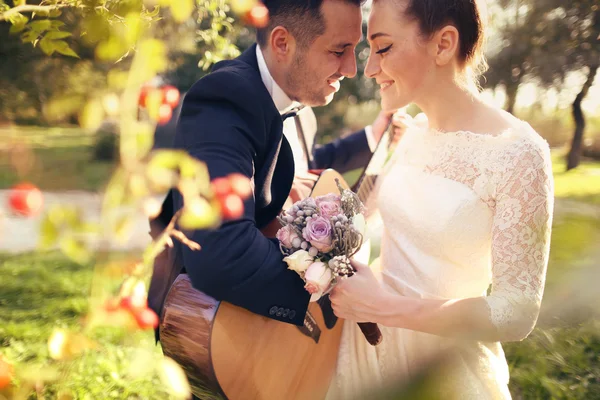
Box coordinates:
[327,0,554,398]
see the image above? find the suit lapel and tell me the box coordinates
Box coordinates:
[233,44,295,224]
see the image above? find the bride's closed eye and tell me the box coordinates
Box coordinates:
[376,44,392,55]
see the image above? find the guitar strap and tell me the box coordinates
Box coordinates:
[281,105,315,171]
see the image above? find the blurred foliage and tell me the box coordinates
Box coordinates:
[0,252,180,400]
[1,0,261,398]
[0,0,241,126]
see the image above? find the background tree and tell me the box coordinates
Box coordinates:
[485,0,599,170]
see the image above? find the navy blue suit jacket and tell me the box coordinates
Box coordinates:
[159,44,372,326]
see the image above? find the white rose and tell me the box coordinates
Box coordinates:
[351,213,366,236]
[304,261,333,301]
[283,250,314,273]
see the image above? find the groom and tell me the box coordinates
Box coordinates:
[149,0,392,329]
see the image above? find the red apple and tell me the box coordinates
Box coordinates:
[162,85,180,109]
[245,4,269,28]
[120,294,146,312]
[134,308,159,330]
[104,298,121,312]
[139,84,153,108]
[228,173,252,198]
[220,193,244,220]
[0,357,12,389]
[8,182,43,217]
[211,177,233,198]
[157,104,173,125]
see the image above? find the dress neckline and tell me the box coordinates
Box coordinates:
[426,126,517,139]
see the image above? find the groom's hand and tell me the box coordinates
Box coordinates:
[370,110,409,144]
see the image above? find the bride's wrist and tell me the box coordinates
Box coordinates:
[375,291,414,328]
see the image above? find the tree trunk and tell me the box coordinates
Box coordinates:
[567,65,598,171]
[505,83,519,115]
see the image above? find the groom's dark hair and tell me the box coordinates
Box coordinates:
[256,0,365,49]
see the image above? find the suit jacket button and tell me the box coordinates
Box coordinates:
[282,309,289,317]
[276,307,283,317]
[289,310,296,319]
[269,306,278,315]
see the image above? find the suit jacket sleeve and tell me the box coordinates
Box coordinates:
[312,129,371,173]
[174,73,310,326]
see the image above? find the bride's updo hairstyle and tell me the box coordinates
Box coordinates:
[393,0,489,89]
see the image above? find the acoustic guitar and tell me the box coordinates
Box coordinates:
[157,128,396,400]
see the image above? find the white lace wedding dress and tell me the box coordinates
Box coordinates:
[326,117,554,400]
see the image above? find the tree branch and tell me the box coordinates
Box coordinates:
[0,3,71,22]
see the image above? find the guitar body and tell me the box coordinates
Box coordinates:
[159,169,367,400]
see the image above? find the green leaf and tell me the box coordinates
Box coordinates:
[135,123,155,159]
[39,37,56,56]
[48,9,62,18]
[20,30,39,44]
[170,0,194,23]
[96,37,125,62]
[113,215,134,243]
[50,20,65,29]
[103,169,128,210]
[8,13,28,33]
[178,197,220,230]
[137,38,168,77]
[158,357,192,400]
[124,12,142,45]
[38,215,60,249]
[45,30,72,40]
[79,99,105,130]
[53,40,79,58]
[59,236,92,265]
[9,22,27,34]
[148,149,187,171]
[29,19,52,33]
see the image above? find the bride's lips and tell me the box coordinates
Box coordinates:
[379,80,394,92]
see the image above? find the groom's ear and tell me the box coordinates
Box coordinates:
[432,25,460,67]
[270,26,297,63]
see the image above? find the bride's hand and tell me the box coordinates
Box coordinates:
[330,259,393,324]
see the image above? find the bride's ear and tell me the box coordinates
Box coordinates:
[431,25,460,66]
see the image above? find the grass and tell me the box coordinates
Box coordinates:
[552,153,600,205]
[0,127,115,192]
[0,252,181,400]
[504,214,600,400]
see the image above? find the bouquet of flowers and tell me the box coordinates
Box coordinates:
[276,179,367,301]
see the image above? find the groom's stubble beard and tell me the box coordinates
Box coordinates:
[285,50,334,107]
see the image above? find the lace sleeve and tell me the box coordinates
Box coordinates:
[485,137,554,342]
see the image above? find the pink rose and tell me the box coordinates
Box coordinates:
[304,261,333,298]
[276,225,299,248]
[302,216,333,252]
[315,194,342,219]
[315,194,341,207]
[317,200,342,219]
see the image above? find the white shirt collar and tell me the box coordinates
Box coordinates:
[255,45,301,114]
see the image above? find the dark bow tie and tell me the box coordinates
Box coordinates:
[281,105,306,121]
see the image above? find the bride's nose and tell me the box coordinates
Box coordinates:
[364,51,381,79]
